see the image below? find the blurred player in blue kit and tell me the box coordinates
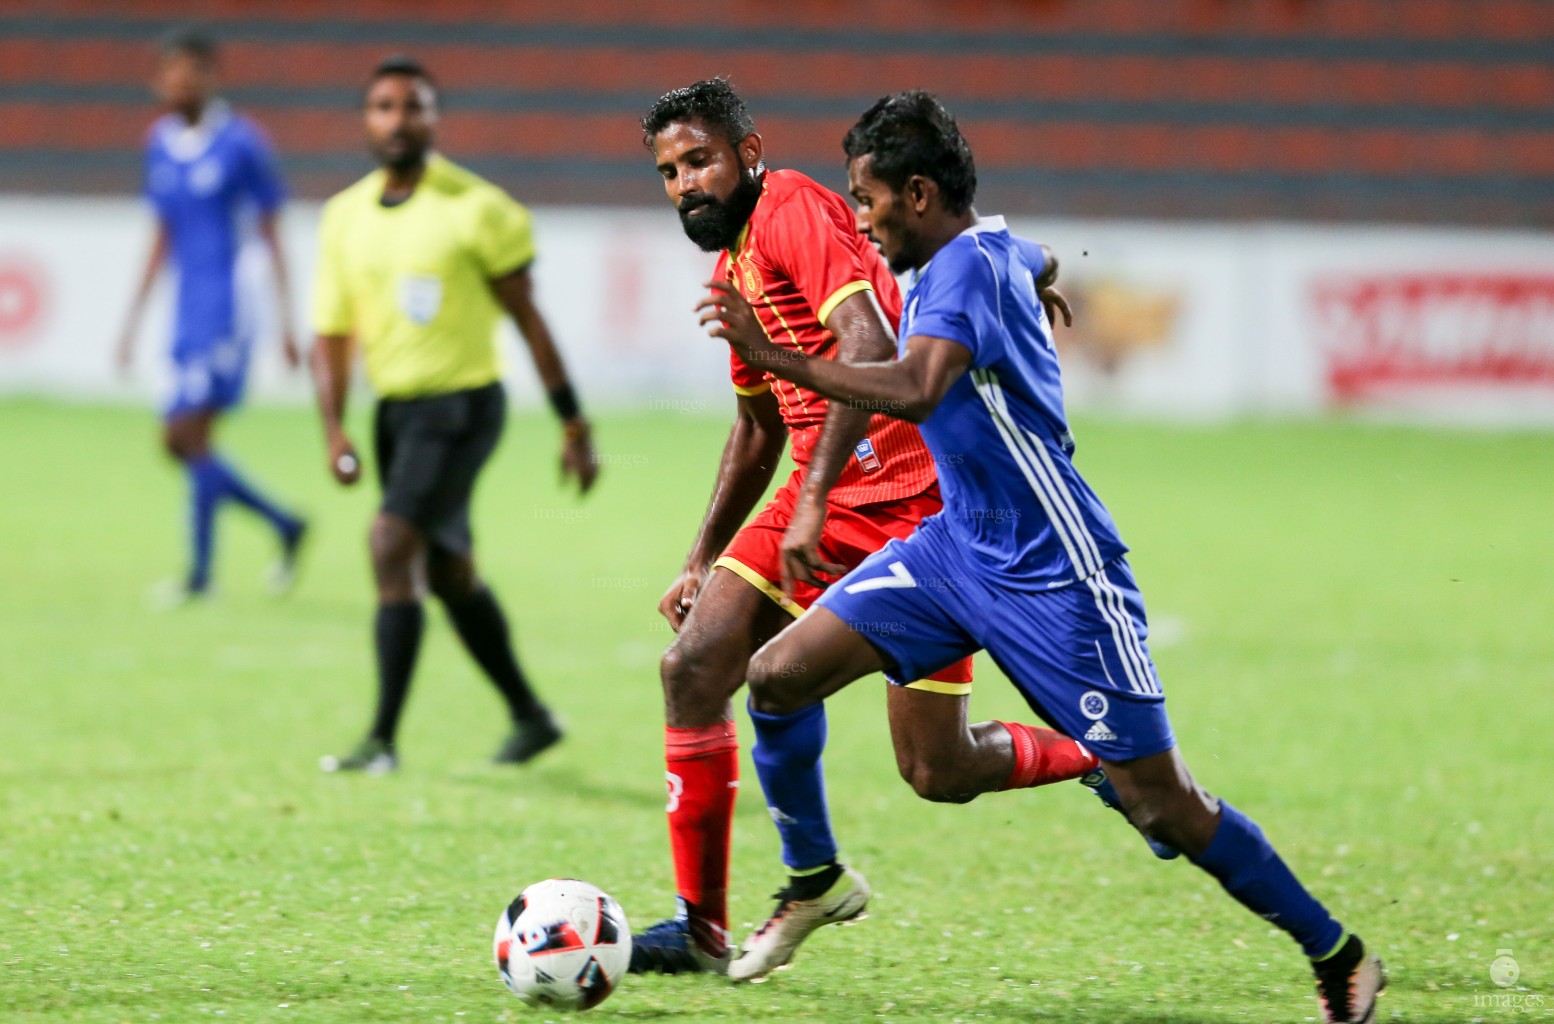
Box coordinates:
[116,26,306,604]
[699,91,1386,1024]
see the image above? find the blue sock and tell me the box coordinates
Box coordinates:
[747,700,838,871]
[1191,802,1346,959]
[186,456,226,591]
[204,452,301,538]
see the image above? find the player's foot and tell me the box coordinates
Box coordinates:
[1313,934,1386,1023]
[146,578,213,611]
[492,708,563,765]
[320,737,398,775]
[626,915,732,975]
[727,865,870,982]
[267,519,308,597]
[1080,768,1181,860]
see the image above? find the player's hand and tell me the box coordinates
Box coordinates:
[280,328,302,371]
[780,495,845,599]
[327,432,362,486]
[658,566,708,632]
[560,419,599,495]
[698,281,774,361]
[1039,285,1073,329]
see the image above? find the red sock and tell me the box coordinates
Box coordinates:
[665,722,739,955]
[998,721,1100,790]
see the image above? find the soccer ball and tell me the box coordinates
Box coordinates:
[493,878,632,1011]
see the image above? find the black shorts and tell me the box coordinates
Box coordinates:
[373,382,505,555]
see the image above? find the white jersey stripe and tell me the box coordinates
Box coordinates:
[1025,427,1104,570]
[974,369,1102,579]
[1084,573,1154,694]
[1088,568,1160,694]
[970,370,1088,576]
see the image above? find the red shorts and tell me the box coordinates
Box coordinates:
[716,472,974,691]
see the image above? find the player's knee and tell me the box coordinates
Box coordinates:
[897,755,978,804]
[427,555,477,602]
[369,517,418,573]
[745,650,810,716]
[659,639,731,716]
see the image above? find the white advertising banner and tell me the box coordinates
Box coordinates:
[2,197,1552,426]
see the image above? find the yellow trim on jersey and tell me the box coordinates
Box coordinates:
[732,381,772,397]
[902,678,975,696]
[713,556,804,618]
[816,280,874,326]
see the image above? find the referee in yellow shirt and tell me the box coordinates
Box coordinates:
[309,56,598,774]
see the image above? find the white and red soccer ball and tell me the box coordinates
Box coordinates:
[493,879,632,1011]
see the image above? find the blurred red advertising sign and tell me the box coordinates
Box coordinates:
[1312,275,1554,402]
[0,255,47,350]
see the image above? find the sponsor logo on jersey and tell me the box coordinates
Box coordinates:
[854,438,883,473]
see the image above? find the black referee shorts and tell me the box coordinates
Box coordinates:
[373,382,505,555]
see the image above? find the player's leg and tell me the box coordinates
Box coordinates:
[166,358,305,595]
[162,406,221,596]
[426,545,561,764]
[885,686,1099,804]
[1101,748,1384,1023]
[323,398,436,773]
[631,565,794,974]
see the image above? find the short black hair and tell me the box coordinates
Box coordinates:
[158,25,218,64]
[843,91,977,215]
[367,54,438,99]
[641,78,756,151]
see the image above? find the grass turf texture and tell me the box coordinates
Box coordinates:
[0,398,1548,1024]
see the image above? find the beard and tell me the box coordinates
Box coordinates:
[677,168,763,253]
[374,135,429,174]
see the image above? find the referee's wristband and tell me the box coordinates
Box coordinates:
[547,383,582,422]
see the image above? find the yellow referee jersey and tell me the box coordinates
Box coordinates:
[311,154,536,398]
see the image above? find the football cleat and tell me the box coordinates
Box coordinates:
[320,737,398,775]
[727,865,870,982]
[1080,768,1181,860]
[1313,934,1386,1024]
[267,519,309,598]
[626,915,732,975]
[493,708,564,765]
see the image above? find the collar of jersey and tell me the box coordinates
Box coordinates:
[159,99,232,162]
[909,214,1006,286]
[373,151,448,203]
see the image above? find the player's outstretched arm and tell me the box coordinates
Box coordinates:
[660,388,787,631]
[699,281,971,424]
[780,289,898,595]
[308,333,361,486]
[115,222,169,374]
[491,267,599,495]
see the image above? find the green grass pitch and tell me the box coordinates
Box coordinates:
[1,398,1548,1023]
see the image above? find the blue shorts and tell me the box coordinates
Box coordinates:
[163,339,251,419]
[814,519,1175,763]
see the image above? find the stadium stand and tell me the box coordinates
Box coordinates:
[2,0,1550,223]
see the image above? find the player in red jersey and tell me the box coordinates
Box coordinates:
[627,80,1106,980]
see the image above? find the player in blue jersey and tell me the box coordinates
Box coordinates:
[116,27,306,604]
[696,91,1385,1023]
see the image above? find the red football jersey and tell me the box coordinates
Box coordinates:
[714,169,938,507]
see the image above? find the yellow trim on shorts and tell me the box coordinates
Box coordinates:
[732,381,772,396]
[713,556,803,618]
[902,678,974,696]
[816,280,874,325]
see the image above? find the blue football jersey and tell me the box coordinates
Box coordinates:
[901,216,1127,588]
[143,101,285,357]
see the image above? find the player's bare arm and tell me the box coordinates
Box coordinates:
[308,332,361,485]
[660,387,786,631]
[115,222,169,374]
[1033,245,1073,329]
[699,281,972,424]
[256,211,300,369]
[779,288,899,596]
[490,267,599,495]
